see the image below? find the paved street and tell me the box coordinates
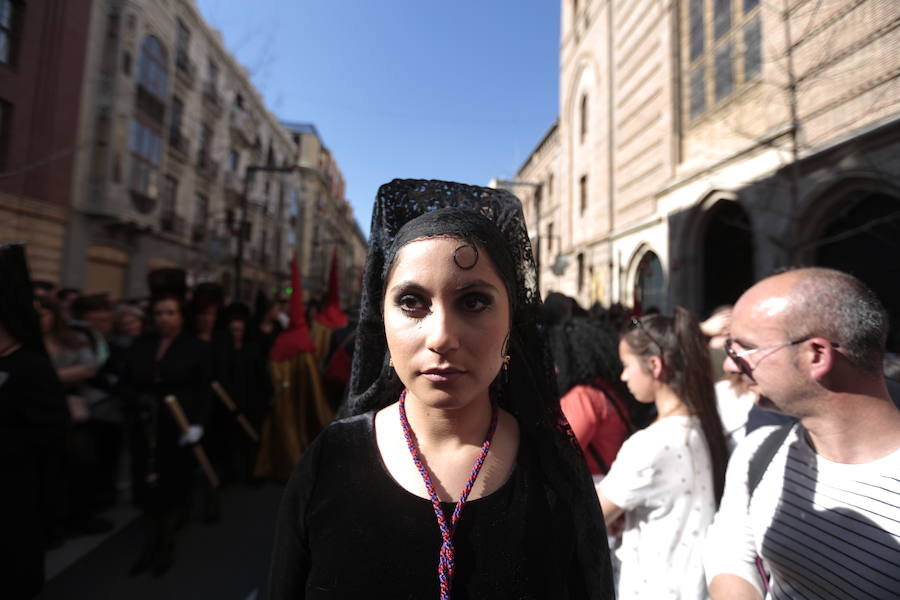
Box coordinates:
[38,482,285,600]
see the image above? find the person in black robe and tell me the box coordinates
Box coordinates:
[210,303,272,484]
[120,277,212,577]
[0,243,70,599]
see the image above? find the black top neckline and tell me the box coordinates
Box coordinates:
[365,410,520,507]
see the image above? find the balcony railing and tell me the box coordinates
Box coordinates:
[160,211,186,236]
[191,223,206,244]
[202,83,224,117]
[229,107,256,147]
[136,85,165,124]
[168,129,189,158]
[196,153,219,180]
[175,51,196,88]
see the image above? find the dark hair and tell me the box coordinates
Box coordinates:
[149,293,186,334]
[70,294,112,320]
[37,296,87,349]
[549,317,626,396]
[382,210,518,314]
[32,280,56,294]
[56,288,80,302]
[622,307,728,506]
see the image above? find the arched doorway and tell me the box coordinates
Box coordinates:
[815,192,900,351]
[634,250,666,313]
[702,200,754,316]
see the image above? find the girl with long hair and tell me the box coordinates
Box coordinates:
[268,180,614,599]
[596,307,728,599]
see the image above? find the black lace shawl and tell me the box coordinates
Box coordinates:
[342,179,614,597]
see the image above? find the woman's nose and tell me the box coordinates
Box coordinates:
[425,306,459,355]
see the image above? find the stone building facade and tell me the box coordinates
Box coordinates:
[284,122,367,310]
[0,0,94,284]
[0,0,368,304]
[510,0,900,338]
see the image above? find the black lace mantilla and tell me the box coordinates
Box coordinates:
[345,179,542,416]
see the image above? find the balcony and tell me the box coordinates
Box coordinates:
[202,83,224,118]
[229,107,256,147]
[191,223,206,244]
[224,170,243,193]
[159,211,186,236]
[175,51,196,89]
[196,153,219,181]
[136,85,166,124]
[168,129,189,161]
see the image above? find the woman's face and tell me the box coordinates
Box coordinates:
[196,305,218,334]
[229,319,246,344]
[618,339,656,404]
[383,237,510,411]
[153,299,183,337]
[119,314,143,338]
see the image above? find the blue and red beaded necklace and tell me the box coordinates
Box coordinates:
[398,388,499,600]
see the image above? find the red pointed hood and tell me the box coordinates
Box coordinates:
[269,253,316,360]
[315,247,348,330]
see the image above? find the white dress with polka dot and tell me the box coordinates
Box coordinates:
[599,415,715,599]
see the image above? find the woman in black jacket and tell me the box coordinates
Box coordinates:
[120,291,211,576]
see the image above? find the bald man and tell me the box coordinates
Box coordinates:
[704,268,900,600]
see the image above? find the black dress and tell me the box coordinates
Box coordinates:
[269,413,589,599]
[0,348,69,598]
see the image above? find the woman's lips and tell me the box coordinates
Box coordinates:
[420,368,466,383]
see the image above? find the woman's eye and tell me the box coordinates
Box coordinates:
[460,293,492,313]
[396,294,427,315]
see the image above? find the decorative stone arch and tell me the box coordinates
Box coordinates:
[795,174,900,351]
[624,244,667,311]
[692,189,754,314]
[794,173,900,263]
[668,188,756,313]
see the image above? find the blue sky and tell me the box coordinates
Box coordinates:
[195,1,560,235]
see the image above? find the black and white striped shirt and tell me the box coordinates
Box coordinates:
[705,424,900,599]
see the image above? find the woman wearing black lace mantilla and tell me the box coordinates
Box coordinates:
[268,180,614,599]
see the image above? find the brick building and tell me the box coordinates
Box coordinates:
[0,0,94,284]
[508,0,900,341]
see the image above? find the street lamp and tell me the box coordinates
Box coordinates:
[234,164,297,300]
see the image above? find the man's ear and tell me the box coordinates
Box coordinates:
[807,338,836,381]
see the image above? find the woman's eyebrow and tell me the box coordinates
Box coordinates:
[388,280,426,294]
[455,279,499,292]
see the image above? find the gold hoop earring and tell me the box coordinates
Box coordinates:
[502,355,511,371]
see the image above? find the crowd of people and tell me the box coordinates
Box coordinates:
[1,244,355,597]
[3,178,899,599]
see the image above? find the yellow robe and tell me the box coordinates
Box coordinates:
[254,352,332,481]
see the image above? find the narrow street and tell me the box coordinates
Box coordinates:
[39,482,284,600]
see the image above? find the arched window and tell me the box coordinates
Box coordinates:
[580,94,588,143]
[138,35,168,100]
[635,250,666,312]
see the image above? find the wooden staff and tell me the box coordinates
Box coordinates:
[163,395,220,489]
[211,381,260,442]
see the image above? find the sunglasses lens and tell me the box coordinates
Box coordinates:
[726,342,754,379]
